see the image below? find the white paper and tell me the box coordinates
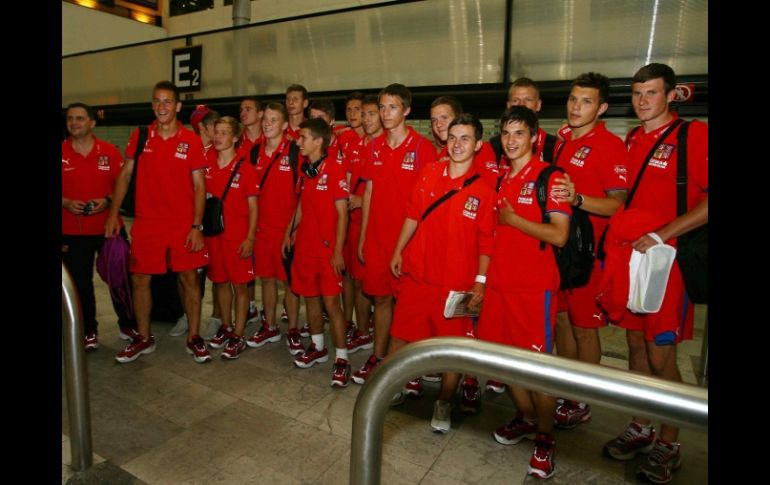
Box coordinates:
[444,290,479,318]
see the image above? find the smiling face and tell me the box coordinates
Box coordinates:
[446,123,480,165]
[151,88,181,124]
[262,108,288,140]
[500,120,536,163]
[66,106,95,139]
[430,104,456,144]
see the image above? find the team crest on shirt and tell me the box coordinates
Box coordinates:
[569,146,592,167]
[279,156,292,171]
[175,142,190,159]
[614,164,628,182]
[316,173,329,191]
[97,155,110,171]
[230,173,241,189]
[650,143,675,169]
[401,151,416,170]
[520,181,535,196]
[462,196,480,219]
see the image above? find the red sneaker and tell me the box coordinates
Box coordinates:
[118,327,141,342]
[208,325,232,349]
[84,332,99,351]
[459,376,481,414]
[222,336,246,360]
[246,324,281,348]
[331,358,351,387]
[115,335,155,363]
[404,378,423,398]
[347,330,373,353]
[351,354,380,384]
[286,328,303,355]
[294,343,329,368]
[527,432,556,479]
[299,323,311,338]
[554,400,592,429]
[485,379,505,394]
[493,411,537,445]
[186,335,212,363]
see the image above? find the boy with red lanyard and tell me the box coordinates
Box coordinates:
[106,80,210,364]
[247,103,302,353]
[353,83,437,387]
[283,118,351,387]
[203,116,258,359]
[602,63,708,485]
[387,114,496,433]
[62,102,138,350]
[477,106,570,479]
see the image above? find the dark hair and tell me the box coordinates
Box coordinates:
[379,83,412,109]
[572,72,611,104]
[362,94,379,107]
[286,84,309,100]
[500,105,538,137]
[308,98,335,121]
[346,91,365,104]
[201,109,221,129]
[66,102,95,120]
[430,96,463,118]
[448,113,483,141]
[153,80,180,103]
[264,102,288,122]
[242,96,264,111]
[633,63,677,94]
[508,77,540,98]
[299,118,332,151]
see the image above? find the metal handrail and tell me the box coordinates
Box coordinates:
[350,337,708,485]
[62,264,93,471]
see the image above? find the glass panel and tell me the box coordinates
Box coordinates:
[508,0,707,81]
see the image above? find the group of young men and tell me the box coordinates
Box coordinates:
[61,62,707,482]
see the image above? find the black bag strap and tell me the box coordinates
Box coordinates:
[625,118,684,209]
[220,157,246,201]
[420,173,480,222]
[120,125,148,215]
[257,141,287,190]
[675,121,691,217]
[490,134,503,167]
[542,133,557,163]
[288,140,300,190]
[535,164,566,250]
[551,139,568,167]
[248,142,261,166]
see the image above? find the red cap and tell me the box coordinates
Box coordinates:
[189,104,210,135]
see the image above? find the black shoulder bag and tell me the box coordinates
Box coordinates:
[119,126,148,217]
[203,157,245,237]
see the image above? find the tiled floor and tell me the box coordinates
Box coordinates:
[62,275,707,484]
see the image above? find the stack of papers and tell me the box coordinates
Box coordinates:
[443,291,479,318]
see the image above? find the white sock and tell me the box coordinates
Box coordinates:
[311,333,325,350]
[336,348,348,361]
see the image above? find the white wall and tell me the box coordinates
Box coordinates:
[62,2,167,56]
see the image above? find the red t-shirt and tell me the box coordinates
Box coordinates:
[62,137,123,235]
[253,135,298,233]
[402,163,497,290]
[346,135,370,226]
[204,155,259,242]
[360,127,438,256]
[125,121,207,226]
[554,122,629,241]
[487,159,572,292]
[625,116,708,246]
[437,141,500,190]
[295,158,350,255]
[237,131,265,163]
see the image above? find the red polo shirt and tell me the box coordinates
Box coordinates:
[204,155,259,242]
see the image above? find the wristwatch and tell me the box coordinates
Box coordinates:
[192,224,204,231]
[573,193,584,208]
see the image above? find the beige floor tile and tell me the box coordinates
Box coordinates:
[296,390,358,439]
[316,448,430,485]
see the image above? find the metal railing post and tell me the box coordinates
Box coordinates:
[62,264,93,471]
[350,337,708,485]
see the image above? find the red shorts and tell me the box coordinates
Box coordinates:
[362,240,398,297]
[476,287,556,353]
[344,220,365,281]
[290,253,343,297]
[205,236,255,284]
[390,277,473,342]
[556,260,608,329]
[615,262,694,345]
[129,219,209,274]
[254,227,288,281]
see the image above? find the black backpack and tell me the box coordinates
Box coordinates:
[535,165,595,290]
[119,125,148,217]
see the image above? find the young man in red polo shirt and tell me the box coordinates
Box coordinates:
[247,103,302,354]
[353,83,437,386]
[284,118,351,387]
[549,72,629,428]
[62,102,138,350]
[345,95,380,367]
[476,106,570,480]
[387,114,496,432]
[106,80,211,364]
[308,98,345,170]
[602,63,708,485]
[285,84,309,141]
[203,116,258,359]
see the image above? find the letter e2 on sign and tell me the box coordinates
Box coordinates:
[172,46,202,93]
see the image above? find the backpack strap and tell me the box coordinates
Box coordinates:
[542,133,558,163]
[421,173,480,222]
[288,140,300,190]
[490,134,503,167]
[625,118,684,209]
[675,121,691,217]
[120,125,148,216]
[535,164,565,250]
[249,142,261,166]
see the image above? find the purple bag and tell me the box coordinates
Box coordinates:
[96,235,134,319]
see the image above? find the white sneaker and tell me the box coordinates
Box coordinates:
[202,317,223,340]
[169,315,188,337]
[431,400,452,433]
